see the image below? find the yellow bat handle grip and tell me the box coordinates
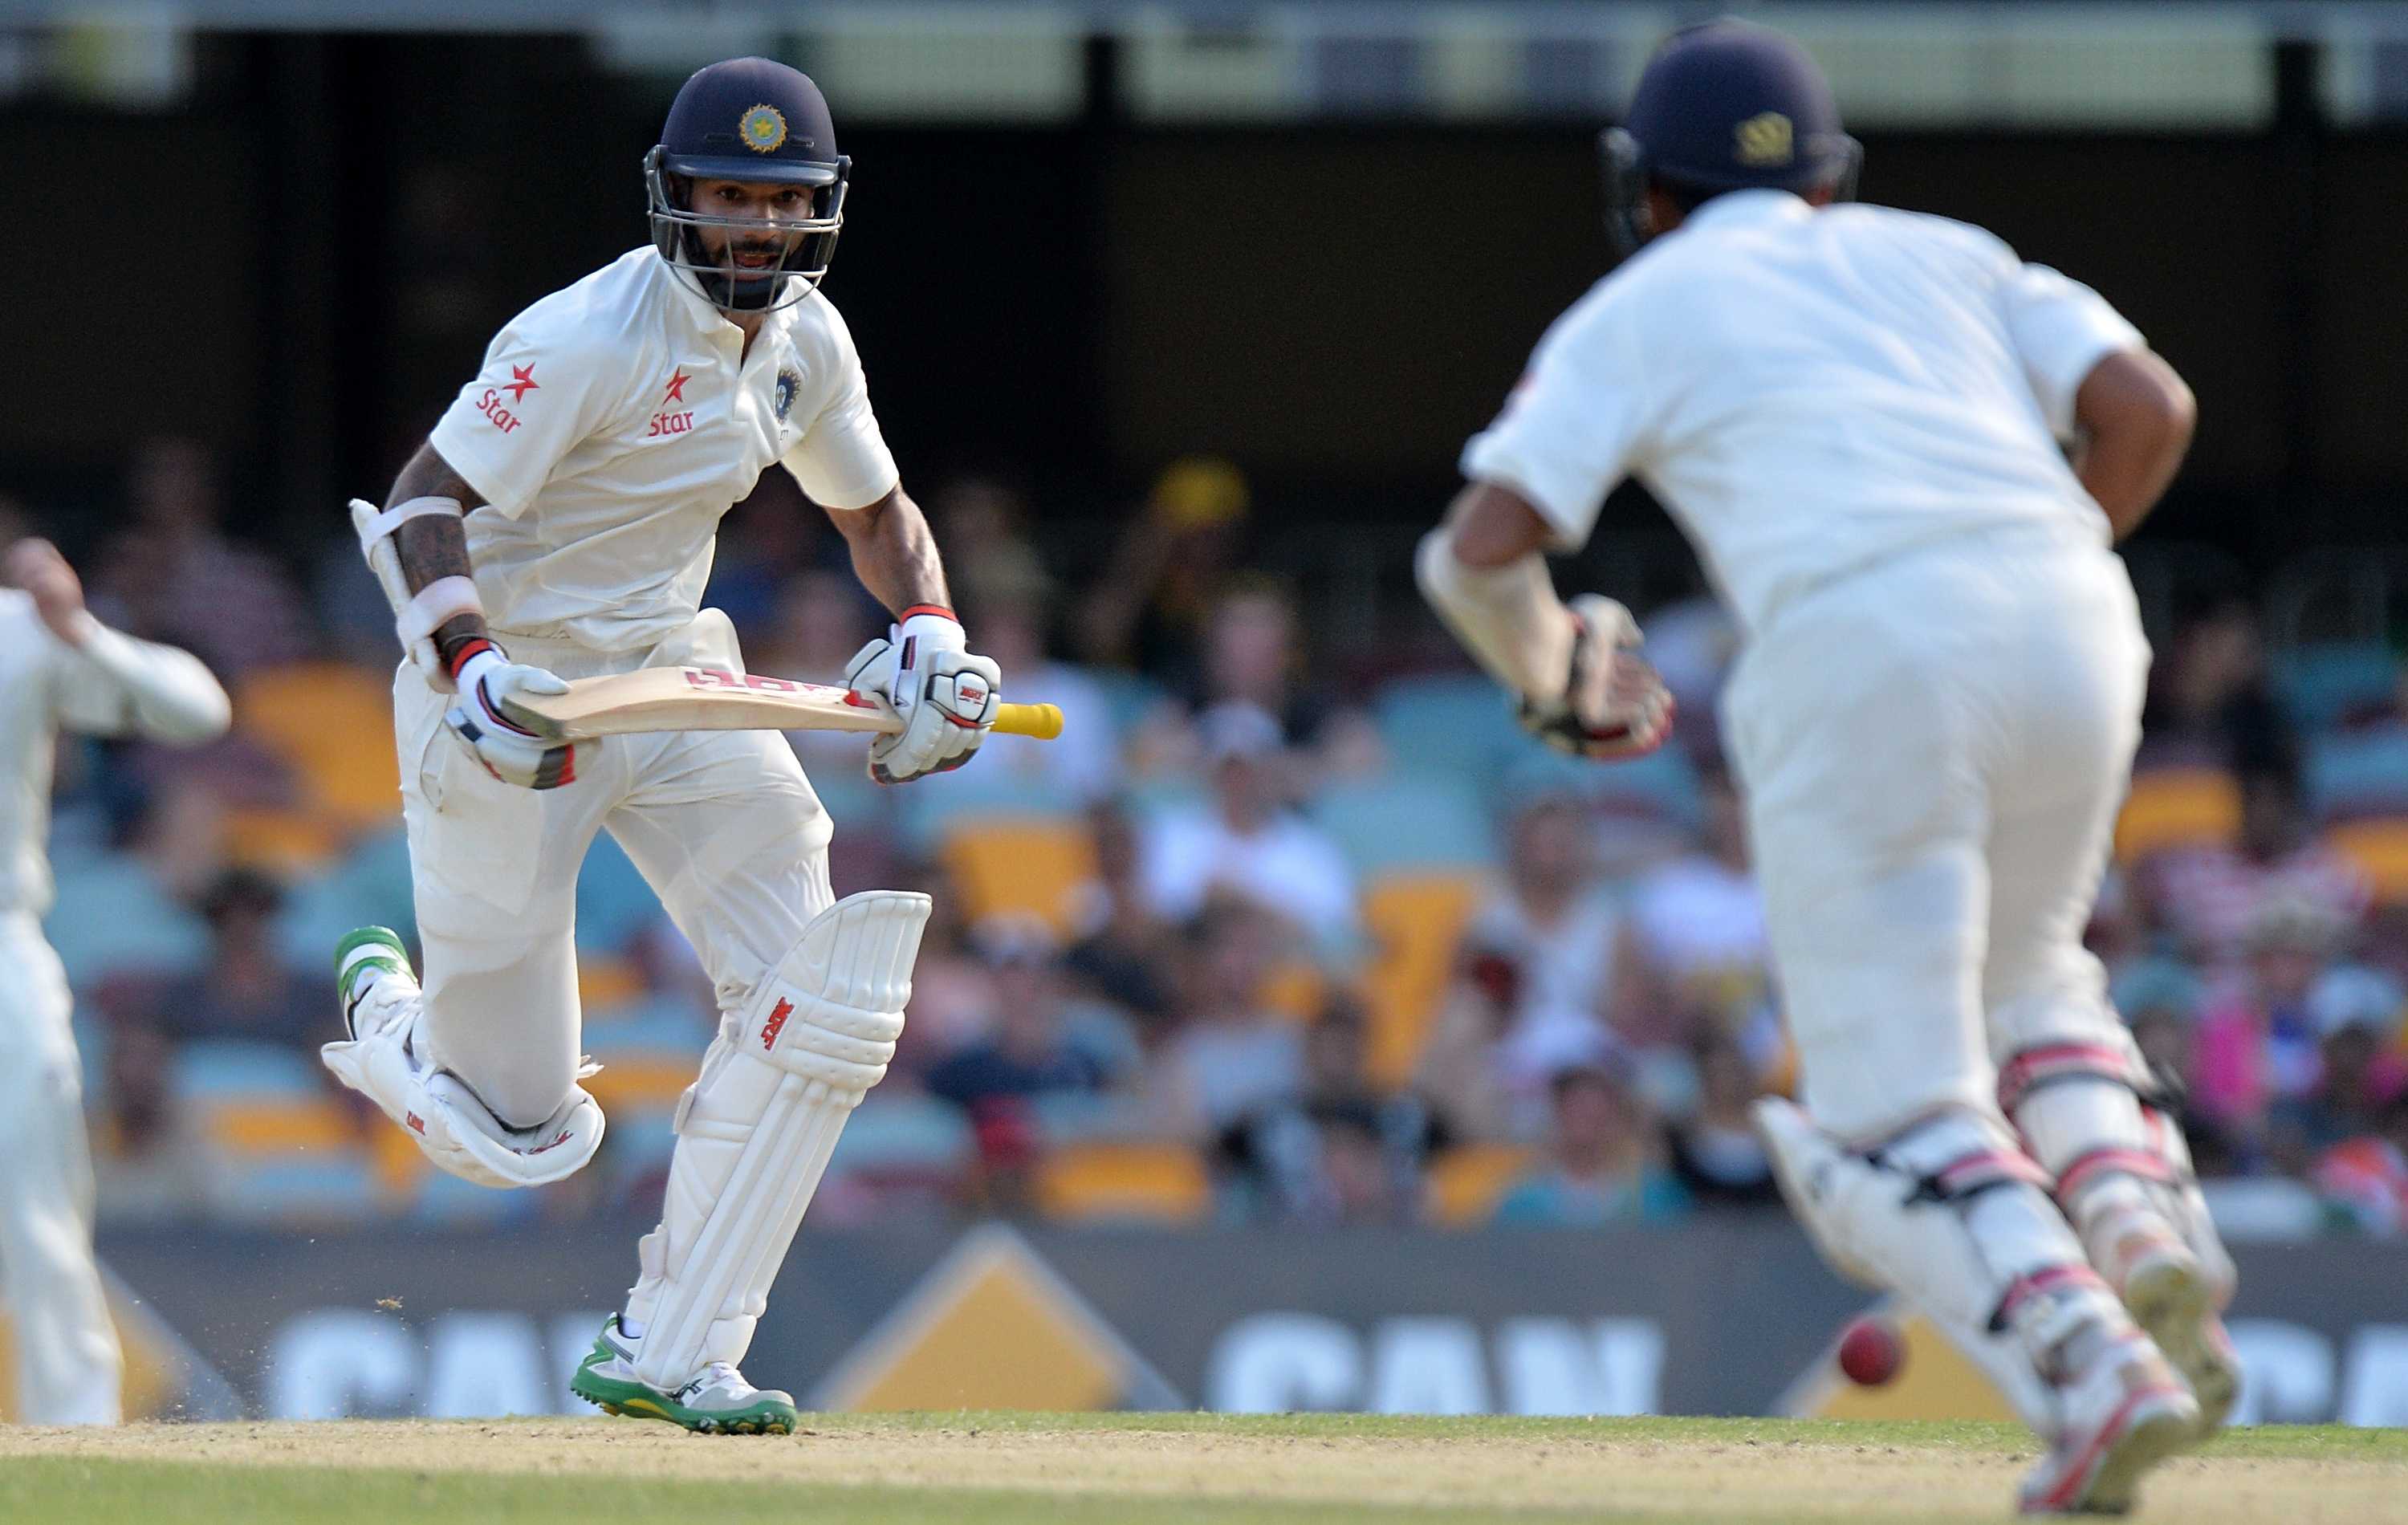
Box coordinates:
[993,702,1064,741]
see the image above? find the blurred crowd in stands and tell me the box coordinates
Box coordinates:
[12,438,2408,1238]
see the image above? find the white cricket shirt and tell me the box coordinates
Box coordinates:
[0,594,230,914]
[1462,189,2146,636]
[430,248,901,653]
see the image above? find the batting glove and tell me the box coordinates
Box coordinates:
[442,644,592,790]
[844,606,1001,784]
[1516,593,1675,761]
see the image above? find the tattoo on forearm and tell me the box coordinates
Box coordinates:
[378,441,493,668]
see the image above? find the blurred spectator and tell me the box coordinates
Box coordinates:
[1625,765,1772,1045]
[1189,578,1324,746]
[2151,763,2369,970]
[705,473,844,636]
[1153,902,1306,1139]
[1493,1060,1690,1227]
[2190,896,2345,1167]
[2140,596,2294,776]
[1222,998,1436,1225]
[1076,457,1251,676]
[892,873,1001,1081]
[87,1023,226,1224]
[1137,702,1357,946]
[2267,967,2408,1170]
[955,547,1119,805]
[926,918,1139,1118]
[1064,799,1179,1024]
[43,776,225,990]
[1420,791,1635,1139]
[2312,1093,2408,1235]
[144,868,323,1053]
[92,437,308,680]
[751,567,889,782]
[1663,1030,1779,1208]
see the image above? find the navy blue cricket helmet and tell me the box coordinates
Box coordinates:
[645,58,850,312]
[1601,20,1861,255]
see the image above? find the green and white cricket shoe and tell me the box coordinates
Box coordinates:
[333,925,413,1038]
[570,1316,799,1436]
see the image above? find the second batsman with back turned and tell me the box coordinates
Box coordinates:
[327,58,1001,1434]
[1421,20,2229,1516]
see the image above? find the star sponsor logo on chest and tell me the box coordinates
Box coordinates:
[647,366,695,438]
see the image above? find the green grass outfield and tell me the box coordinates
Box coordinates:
[2,1413,2403,1525]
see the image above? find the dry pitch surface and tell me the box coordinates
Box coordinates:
[2,1413,2402,1524]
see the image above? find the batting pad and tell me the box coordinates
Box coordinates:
[628,889,929,1389]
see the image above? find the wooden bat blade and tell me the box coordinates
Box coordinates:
[501,667,1061,744]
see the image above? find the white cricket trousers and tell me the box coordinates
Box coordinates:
[397,612,836,1128]
[0,912,122,1423]
[1719,527,2151,1145]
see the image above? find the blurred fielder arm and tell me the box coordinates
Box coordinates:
[1419,286,1673,759]
[2069,350,2195,543]
[6,538,230,744]
[1998,257,2195,543]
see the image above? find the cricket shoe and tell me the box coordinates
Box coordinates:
[2089,1203,2241,1440]
[2017,1321,2198,1515]
[570,1316,798,1436]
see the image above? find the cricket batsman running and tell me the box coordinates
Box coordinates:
[1418,21,2232,1514]
[323,58,1002,1434]
[1,532,231,1422]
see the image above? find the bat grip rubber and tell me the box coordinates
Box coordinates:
[991,702,1063,741]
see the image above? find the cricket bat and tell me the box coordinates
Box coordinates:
[500,666,1064,742]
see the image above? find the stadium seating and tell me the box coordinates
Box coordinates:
[2308,729,2408,821]
[1426,1144,1540,1227]
[1372,673,1516,782]
[2113,766,2241,862]
[1358,872,1486,1087]
[941,818,1100,937]
[1309,775,1498,878]
[2270,641,2400,734]
[173,1039,377,1226]
[1032,1141,1212,1223]
[231,662,401,834]
[2329,818,2408,905]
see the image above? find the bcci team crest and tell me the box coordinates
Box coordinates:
[740,104,788,153]
[1734,111,1795,168]
[775,367,799,423]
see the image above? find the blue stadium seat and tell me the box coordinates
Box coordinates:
[405,1164,540,1227]
[1309,775,1499,876]
[578,832,663,953]
[1373,674,1516,783]
[43,855,209,990]
[173,1040,323,1100]
[276,824,418,966]
[1084,668,1175,741]
[2272,642,2400,734]
[2308,729,2408,820]
[215,1153,381,1227]
[894,771,1081,857]
[826,1092,975,1177]
[583,994,715,1056]
[602,1104,681,1204]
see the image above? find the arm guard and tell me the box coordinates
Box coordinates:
[350,496,482,693]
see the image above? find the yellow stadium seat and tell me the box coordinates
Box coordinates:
[234,662,401,833]
[940,819,1099,937]
[1426,1144,1539,1227]
[576,954,645,1011]
[2113,768,2239,863]
[1358,871,1485,1088]
[222,805,345,875]
[2330,819,2408,905]
[584,1055,697,1114]
[1257,959,1327,1023]
[1033,1141,1210,1224]
[369,1121,429,1202]
[201,1096,356,1157]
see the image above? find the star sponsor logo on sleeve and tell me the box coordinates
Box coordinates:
[477,363,538,434]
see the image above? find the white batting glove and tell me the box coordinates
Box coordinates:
[844,606,1001,784]
[1516,593,1675,761]
[443,645,592,790]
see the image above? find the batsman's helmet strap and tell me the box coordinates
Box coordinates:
[646,56,848,313]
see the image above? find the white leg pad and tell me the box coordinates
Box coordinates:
[625,889,929,1390]
[320,971,604,1190]
[1755,1098,2125,1435]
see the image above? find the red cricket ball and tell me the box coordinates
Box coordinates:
[1837,1315,1906,1386]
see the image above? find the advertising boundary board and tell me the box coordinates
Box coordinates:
[75,1217,2408,1425]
